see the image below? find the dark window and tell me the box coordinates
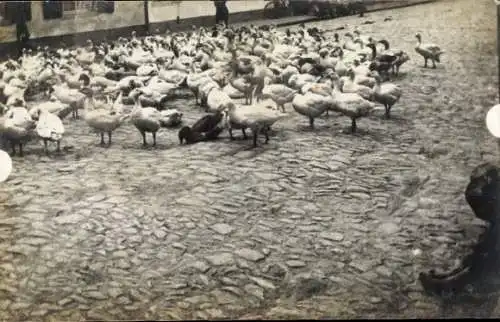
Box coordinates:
[62,1,76,11]
[1,1,32,25]
[43,0,114,20]
[43,1,63,20]
[95,1,114,14]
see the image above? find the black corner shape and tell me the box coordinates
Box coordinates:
[419,163,500,296]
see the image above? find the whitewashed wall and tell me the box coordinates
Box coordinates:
[0,1,145,43]
[0,0,266,43]
[148,0,267,23]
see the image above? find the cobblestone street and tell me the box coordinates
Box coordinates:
[1,0,499,320]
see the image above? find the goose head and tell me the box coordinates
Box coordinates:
[346,68,356,80]
[85,39,93,50]
[377,39,391,50]
[12,97,25,107]
[319,48,330,58]
[353,38,364,47]
[372,74,383,85]
[365,43,377,58]
[129,87,144,100]
[399,52,411,64]
[78,73,91,87]
[178,126,194,145]
[30,106,45,121]
[344,32,354,40]
[79,87,95,98]
[5,61,17,71]
[415,33,422,42]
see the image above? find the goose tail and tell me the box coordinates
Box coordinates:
[178,76,188,88]
[119,113,130,123]
[437,50,445,61]
[159,109,183,128]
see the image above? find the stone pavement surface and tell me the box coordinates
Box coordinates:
[1,0,499,320]
[233,15,315,29]
[231,0,437,29]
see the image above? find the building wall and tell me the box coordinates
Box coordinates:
[148,0,267,23]
[0,0,267,44]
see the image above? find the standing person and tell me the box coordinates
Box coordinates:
[6,1,30,57]
[213,0,229,27]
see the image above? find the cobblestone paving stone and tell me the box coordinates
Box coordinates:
[0,0,499,320]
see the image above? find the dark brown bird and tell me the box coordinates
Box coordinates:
[178,110,225,144]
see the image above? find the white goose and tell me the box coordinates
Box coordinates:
[146,76,181,96]
[29,99,73,121]
[292,92,333,129]
[187,71,212,105]
[206,86,235,113]
[228,74,255,105]
[32,108,65,154]
[0,107,36,156]
[129,99,163,147]
[331,76,375,133]
[340,69,374,101]
[50,83,87,119]
[372,75,402,118]
[82,95,129,147]
[255,82,297,113]
[287,73,320,91]
[222,82,246,99]
[225,101,288,147]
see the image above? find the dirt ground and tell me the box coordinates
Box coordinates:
[0,0,499,320]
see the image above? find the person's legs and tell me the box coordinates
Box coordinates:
[215,7,221,25]
[21,22,29,42]
[16,22,30,57]
[15,23,23,43]
[223,6,229,27]
[15,23,23,57]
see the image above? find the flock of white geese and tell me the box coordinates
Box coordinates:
[0,22,445,157]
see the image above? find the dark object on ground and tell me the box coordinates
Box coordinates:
[191,111,224,134]
[293,0,367,19]
[264,0,291,19]
[362,20,375,24]
[419,163,500,296]
[384,16,393,21]
[178,111,225,144]
[178,126,224,145]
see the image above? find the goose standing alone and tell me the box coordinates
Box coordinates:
[415,33,444,68]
